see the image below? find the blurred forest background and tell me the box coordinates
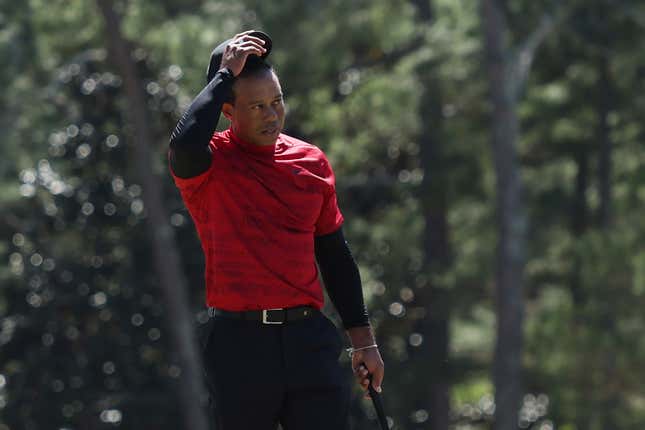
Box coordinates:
[1,0,644,429]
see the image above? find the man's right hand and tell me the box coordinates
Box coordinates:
[220,31,267,77]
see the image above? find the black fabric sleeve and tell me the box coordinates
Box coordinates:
[314,227,370,329]
[168,68,235,178]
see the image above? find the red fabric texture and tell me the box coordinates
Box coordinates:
[169,128,344,311]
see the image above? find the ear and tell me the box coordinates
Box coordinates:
[222,102,234,121]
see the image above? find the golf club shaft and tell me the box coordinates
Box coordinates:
[364,366,388,430]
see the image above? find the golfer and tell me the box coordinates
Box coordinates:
[168,30,384,429]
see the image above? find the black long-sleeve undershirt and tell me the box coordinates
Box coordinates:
[315,227,370,329]
[169,68,234,178]
[168,69,370,329]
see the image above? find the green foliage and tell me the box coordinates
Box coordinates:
[1,0,644,429]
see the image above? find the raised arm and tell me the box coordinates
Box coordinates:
[168,31,268,178]
[168,69,235,178]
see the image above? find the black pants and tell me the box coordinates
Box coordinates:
[199,310,350,429]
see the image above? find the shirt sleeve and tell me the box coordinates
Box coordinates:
[168,67,234,179]
[315,227,370,329]
[314,154,344,236]
[168,146,215,203]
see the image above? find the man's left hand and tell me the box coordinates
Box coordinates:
[347,325,384,398]
[351,347,384,399]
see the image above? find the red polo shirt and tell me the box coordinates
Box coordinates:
[169,128,344,311]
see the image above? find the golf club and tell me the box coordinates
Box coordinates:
[365,369,388,430]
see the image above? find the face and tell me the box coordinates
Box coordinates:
[222,70,285,146]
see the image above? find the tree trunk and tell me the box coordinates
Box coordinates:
[596,47,617,430]
[416,92,451,430]
[482,1,528,429]
[570,149,588,305]
[411,1,451,428]
[95,2,211,430]
[597,54,613,230]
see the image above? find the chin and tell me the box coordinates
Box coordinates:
[257,132,280,145]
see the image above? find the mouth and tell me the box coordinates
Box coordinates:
[261,124,280,136]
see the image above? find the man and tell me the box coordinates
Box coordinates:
[168,30,384,429]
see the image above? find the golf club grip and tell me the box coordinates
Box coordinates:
[363,365,388,430]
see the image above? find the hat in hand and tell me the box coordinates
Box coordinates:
[206,31,272,84]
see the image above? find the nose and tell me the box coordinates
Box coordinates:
[263,105,279,121]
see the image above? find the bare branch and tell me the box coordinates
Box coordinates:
[509,3,576,96]
[511,13,555,91]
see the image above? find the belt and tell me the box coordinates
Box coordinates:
[207,305,319,325]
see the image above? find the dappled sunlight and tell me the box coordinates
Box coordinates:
[2,0,645,429]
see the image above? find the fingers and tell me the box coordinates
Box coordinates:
[357,364,370,387]
[371,365,384,392]
[229,36,265,47]
[234,41,266,54]
[233,29,258,39]
[220,36,266,75]
[352,351,385,399]
[352,363,376,399]
[227,40,266,59]
[362,364,383,393]
[356,364,373,399]
[231,32,266,48]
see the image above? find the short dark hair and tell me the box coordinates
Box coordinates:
[225,58,274,104]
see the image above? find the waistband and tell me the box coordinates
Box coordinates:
[207,305,319,325]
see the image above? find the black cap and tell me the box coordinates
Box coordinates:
[206,31,272,84]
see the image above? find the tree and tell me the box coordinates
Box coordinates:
[408,0,452,428]
[95,1,209,429]
[3,1,645,429]
[481,1,556,428]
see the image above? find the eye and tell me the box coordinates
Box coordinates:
[251,104,262,110]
